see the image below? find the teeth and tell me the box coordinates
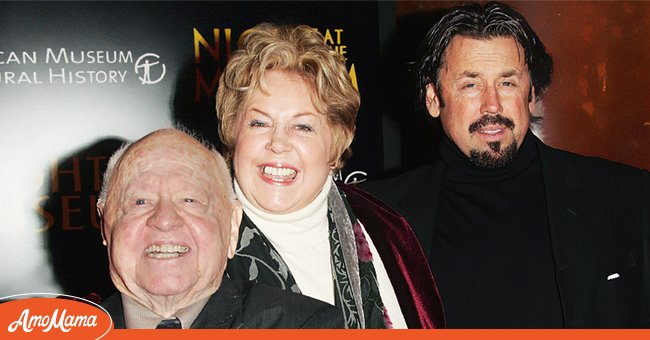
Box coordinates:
[481,129,501,135]
[262,166,296,178]
[145,244,189,259]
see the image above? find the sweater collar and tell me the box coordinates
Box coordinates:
[234,176,332,252]
[440,129,540,183]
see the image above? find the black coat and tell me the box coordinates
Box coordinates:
[102,277,344,329]
[363,137,650,328]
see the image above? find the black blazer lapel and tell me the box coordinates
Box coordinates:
[397,163,444,261]
[537,140,585,327]
[190,277,243,329]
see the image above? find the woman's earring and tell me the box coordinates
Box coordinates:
[102,240,107,246]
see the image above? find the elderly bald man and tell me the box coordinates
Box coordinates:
[97,128,343,329]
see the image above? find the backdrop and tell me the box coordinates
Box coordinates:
[1,1,648,302]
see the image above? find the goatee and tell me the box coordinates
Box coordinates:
[469,140,518,168]
[467,114,518,168]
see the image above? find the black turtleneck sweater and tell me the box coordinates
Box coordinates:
[431,131,563,328]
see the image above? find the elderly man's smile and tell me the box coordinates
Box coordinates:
[145,244,190,259]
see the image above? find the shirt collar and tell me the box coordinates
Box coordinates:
[122,294,210,329]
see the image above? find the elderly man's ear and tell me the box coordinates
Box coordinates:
[227,200,243,259]
[425,83,441,118]
[97,200,108,247]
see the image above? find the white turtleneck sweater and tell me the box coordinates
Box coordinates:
[235,177,407,328]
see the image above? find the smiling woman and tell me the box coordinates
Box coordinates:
[233,69,333,214]
[215,23,444,329]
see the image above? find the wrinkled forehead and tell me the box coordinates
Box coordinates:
[113,132,221,192]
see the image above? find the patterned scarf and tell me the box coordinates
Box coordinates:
[226,180,387,328]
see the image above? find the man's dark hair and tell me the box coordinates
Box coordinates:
[416,1,553,114]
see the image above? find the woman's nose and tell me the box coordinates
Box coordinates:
[266,128,292,154]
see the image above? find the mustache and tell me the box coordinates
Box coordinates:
[468,114,515,133]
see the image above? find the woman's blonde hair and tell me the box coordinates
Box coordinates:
[215,23,359,170]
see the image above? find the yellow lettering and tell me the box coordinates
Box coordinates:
[193,28,220,64]
[334,29,343,44]
[224,28,232,59]
[323,29,334,45]
[334,45,347,58]
[349,64,358,91]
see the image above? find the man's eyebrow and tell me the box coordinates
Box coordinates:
[455,69,522,80]
[458,71,480,79]
[499,69,521,78]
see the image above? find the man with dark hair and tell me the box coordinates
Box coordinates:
[364,2,650,328]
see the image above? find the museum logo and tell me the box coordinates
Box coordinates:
[0,48,167,85]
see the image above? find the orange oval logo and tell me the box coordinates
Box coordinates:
[0,294,113,339]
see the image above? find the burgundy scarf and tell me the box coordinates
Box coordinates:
[338,183,446,328]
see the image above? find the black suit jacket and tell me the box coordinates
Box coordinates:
[363,136,650,328]
[102,277,344,329]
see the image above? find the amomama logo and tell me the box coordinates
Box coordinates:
[0,293,112,339]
